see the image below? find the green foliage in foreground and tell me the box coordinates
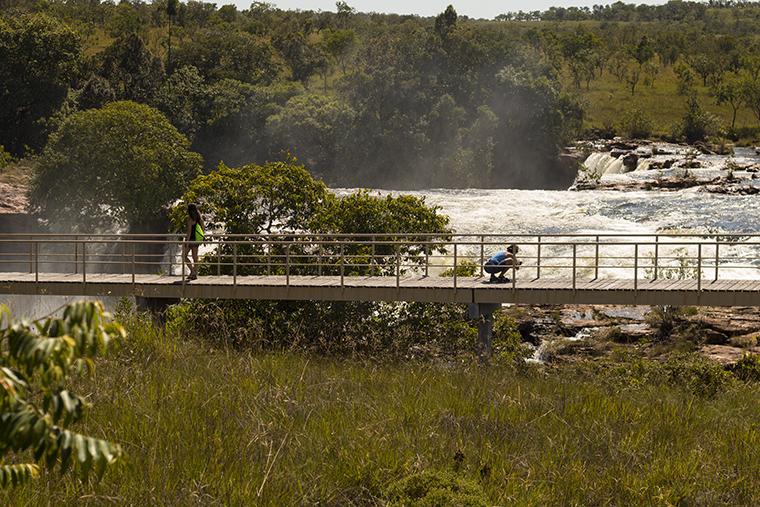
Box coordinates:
[3,315,758,505]
[0,302,125,489]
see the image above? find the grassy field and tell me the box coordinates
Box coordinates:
[565,66,759,139]
[2,314,758,506]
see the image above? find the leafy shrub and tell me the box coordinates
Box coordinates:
[731,354,760,382]
[673,96,719,143]
[729,334,758,348]
[0,302,125,487]
[618,107,654,139]
[385,470,489,507]
[602,325,639,344]
[0,146,12,169]
[167,299,478,358]
[440,260,478,277]
[663,354,734,396]
[646,306,687,340]
[493,313,530,361]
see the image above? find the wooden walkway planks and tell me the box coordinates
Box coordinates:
[2,272,760,306]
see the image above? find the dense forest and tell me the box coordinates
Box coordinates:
[2,1,760,189]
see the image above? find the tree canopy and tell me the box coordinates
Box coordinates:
[32,101,202,231]
[0,14,82,156]
[3,1,760,190]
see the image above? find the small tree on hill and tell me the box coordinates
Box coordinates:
[675,95,718,143]
[712,73,746,130]
[0,302,125,487]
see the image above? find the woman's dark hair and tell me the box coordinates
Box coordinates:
[187,203,201,223]
[507,244,519,254]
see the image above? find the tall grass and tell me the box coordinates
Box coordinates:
[3,316,758,505]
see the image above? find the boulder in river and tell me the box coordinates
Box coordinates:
[622,153,639,172]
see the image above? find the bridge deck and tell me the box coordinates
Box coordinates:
[2,272,760,306]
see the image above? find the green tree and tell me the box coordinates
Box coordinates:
[166,0,178,70]
[690,54,718,87]
[618,107,654,138]
[0,14,82,156]
[154,65,210,140]
[0,302,125,487]
[435,5,458,38]
[105,1,143,38]
[32,101,202,232]
[674,61,696,96]
[173,29,280,84]
[191,79,302,169]
[323,28,356,74]
[98,33,166,104]
[266,94,355,182]
[675,95,718,143]
[742,77,760,123]
[712,73,746,129]
[273,32,327,85]
[179,159,331,236]
[630,35,655,66]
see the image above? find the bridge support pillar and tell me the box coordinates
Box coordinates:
[475,303,500,363]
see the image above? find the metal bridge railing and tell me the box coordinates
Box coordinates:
[1,233,760,290]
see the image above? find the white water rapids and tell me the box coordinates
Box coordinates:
[5,149,760,319]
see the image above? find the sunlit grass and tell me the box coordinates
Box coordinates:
[567,66,758,136]
[3,318,758,505]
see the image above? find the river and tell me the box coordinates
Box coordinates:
[5,147,760,319]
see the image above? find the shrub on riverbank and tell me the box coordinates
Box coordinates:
[2,315,758,505]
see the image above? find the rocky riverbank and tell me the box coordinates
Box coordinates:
[570,139,760,193]
[503,303,760,365]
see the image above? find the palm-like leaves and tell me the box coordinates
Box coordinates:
[0,302,125,487]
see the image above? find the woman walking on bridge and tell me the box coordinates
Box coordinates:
[183,203,205,280]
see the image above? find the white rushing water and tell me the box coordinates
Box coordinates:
[338,187,760,280]
[578,143,760,187]
[344,187,759,237]
[5,174,760,319]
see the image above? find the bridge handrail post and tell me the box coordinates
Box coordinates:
[654,236,659,281]
[74,235,78,274]
[132,242,136,285]
[318,242,323,277]
[453,242,458,289]
[233,243,237,286]
[714,238,719,282]
[217,238,221,276]
[340,243,345,287]
[572,243,576,290]
[371,236,375,277]
[34,241,39,283]
[697,243,702,291]
[424,241,429,278]
[28,237,33,274]
[594,235,600,280]
[395,243,400,288]
[512,250,516,291]
[479,235,484,278]
[286,243,290,287]
[267,239,272,276]
[634,244,638,291]
[181,239,186,290]
[82,241,86,284]
[536,236,541,279]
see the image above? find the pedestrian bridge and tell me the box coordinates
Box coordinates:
[1,232,760,307]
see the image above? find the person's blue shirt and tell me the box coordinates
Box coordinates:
[488,251,508,264]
